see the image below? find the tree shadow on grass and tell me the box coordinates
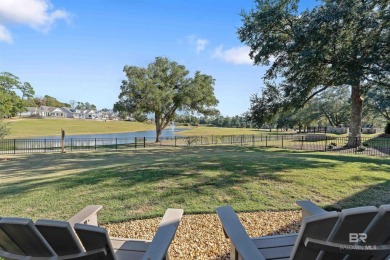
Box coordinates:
[0,146,388,221]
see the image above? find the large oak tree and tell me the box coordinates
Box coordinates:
[240,0,389,144]
[114,57,219,142]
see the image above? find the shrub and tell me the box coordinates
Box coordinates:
[357,145,366,152]
[385,122,390,134]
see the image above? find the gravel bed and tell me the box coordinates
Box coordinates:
[103,210,301,259]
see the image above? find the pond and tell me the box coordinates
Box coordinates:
[33,128,188,139]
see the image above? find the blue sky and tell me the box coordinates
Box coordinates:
[0,0,317,116]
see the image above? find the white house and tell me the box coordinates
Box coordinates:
[20,107,39,117]
[82,109,97,119]
[39,106,64,117]
[60,107,83,118]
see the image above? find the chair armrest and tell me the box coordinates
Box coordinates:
[216,206,266,260]
[68,205,103,226]
[142,208,184,260]
[296,200,327,218]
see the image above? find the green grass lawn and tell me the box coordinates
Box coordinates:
[1,146,388,223]
[5,118,155,138]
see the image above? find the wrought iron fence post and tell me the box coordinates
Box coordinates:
[324,136,328,152]
[355,137,358,154]
[144,137,146,148]
[71,138,73,151]
[241,135,243,145]
[282,136,284,148]
[201,135,202,145]
[95,138,97,150]
[135,137,137,149]
[266,136,268,147]
[301,136,304,150]
[252,135,254,146]
[44,139,47,153]
[14,139,16,154]
[175,136,177,147]
[115,138,117,150]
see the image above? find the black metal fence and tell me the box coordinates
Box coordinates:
[0,134,389,157]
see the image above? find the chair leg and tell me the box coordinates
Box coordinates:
[230,240,239,260]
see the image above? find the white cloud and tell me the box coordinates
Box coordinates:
[0,0,70,43]
[0,24,12,43]
[186,34,208,54]
[196,38,208,54]
[212,45,253,65]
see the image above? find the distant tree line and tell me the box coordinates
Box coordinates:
[173,114,253,128]
[249,87,389,131]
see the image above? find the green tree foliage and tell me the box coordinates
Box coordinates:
[385,122,390,134]
[240,0,389,141]
[44,95,67,107]
[366,86,390,120]
[0,72,33,138]
[0,72,31,117]
[114,57,219,142]
[75,101,97,110]
[314,86,351,126]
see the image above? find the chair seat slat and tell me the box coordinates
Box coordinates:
[110,238,151,252]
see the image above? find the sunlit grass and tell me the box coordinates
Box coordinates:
[5,118,155,138]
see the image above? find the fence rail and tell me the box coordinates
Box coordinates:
[0,134,389,157]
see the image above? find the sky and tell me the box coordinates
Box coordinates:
[0,0,317,116]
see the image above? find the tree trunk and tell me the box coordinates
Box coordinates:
[348,85,364,146]
[155,114,162,143]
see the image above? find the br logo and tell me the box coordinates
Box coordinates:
[349,233,367,243]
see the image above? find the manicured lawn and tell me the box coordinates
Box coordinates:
[1,146,388,223]
[5,118,155,138]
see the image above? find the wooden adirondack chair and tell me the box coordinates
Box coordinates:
[217,201,390,260]
[0,205,183,260]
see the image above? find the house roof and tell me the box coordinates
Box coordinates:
[40,106,57,112]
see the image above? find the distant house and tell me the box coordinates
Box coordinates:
[60,107,82,118]
[20,107,39,117]
[82,109,97,119]
[39,106,64,117]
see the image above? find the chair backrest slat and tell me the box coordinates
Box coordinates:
[348,204,390,260]
[291,211,339,260]
[364,205,390,244]
[35,219,85,256]
[0,226,25,255]
[74,223,116,260]
[320,206,378,260]
[0,218,56,257]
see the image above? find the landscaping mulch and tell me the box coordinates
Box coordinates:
[103,210,301,259]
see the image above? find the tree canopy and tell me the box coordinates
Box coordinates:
[240,0,389,141]
[0,72,33,118]
[114,57,219,142]
[0,72,36,138]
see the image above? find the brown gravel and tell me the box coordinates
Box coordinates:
[103,210,302,259]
